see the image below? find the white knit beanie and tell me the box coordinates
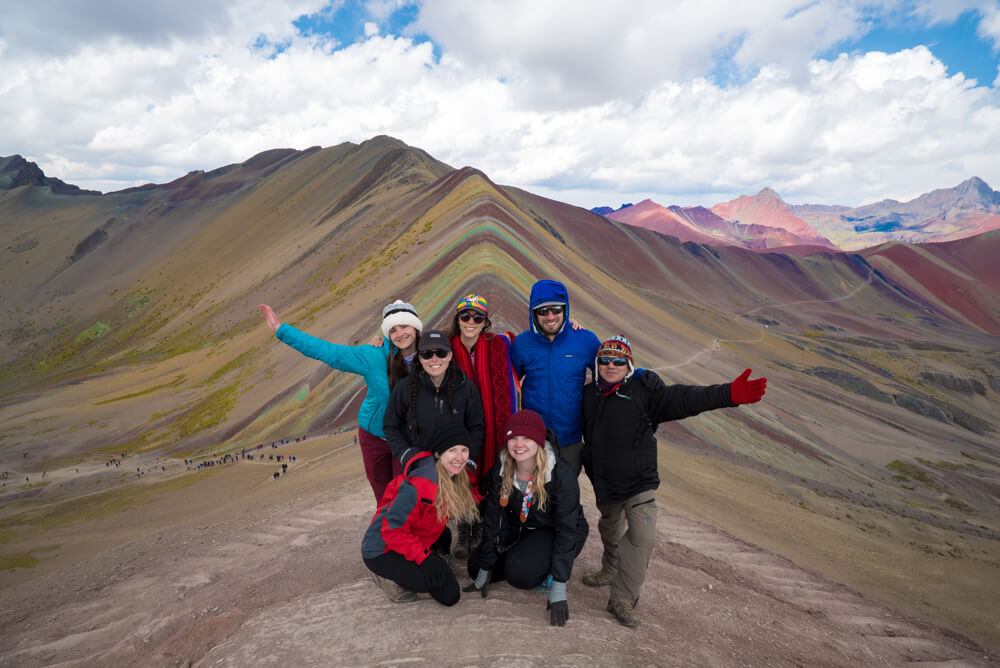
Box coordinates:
[381,300,423,337]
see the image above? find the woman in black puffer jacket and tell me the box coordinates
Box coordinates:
[464,410,589,627]
[384,329,485,470]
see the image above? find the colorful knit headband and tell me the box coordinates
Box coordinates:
[597,334,633,362]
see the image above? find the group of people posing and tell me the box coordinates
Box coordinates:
[258,280,766,628]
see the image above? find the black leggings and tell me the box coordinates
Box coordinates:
[468,527,554,589]
[363,528,459,606]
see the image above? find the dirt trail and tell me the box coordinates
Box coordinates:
[0,439,993,667]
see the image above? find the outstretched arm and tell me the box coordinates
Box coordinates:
[258,304,282,333]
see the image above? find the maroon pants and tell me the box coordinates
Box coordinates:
[358,428,401,503]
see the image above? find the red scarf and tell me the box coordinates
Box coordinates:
[451,332,514,487]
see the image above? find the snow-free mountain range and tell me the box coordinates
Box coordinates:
[593,176,1000,252]
[1,137,998,656]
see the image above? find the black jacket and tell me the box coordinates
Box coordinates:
[582,370,735,506]
[384,368,485,466]
[478,441,589,583]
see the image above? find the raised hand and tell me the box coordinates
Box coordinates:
[730,368,767,404]
[258,304,281,333]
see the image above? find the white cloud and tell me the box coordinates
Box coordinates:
[1,1,998,209]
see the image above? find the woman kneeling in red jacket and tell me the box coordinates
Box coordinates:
[362,423,479,605]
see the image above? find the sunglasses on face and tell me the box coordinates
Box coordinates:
[597,356,628,367]
[534,305,564,316]
[419,349,450,360]
[458,311,486,324]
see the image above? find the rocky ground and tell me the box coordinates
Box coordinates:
[0,434,995,667]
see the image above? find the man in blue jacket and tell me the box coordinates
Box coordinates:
[511,280,601,474]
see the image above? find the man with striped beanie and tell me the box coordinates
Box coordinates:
[581,334,767,628]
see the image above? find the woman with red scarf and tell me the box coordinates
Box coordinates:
[447,294,519,558]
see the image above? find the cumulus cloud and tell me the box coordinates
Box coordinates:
[1,0,998,207]
[411,0,891,106]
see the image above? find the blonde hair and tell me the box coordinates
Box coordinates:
[498,445,548,512]
[434,458,480,523]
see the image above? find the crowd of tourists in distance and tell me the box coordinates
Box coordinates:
[258,279,767,628]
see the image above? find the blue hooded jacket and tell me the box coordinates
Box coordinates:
[511,280,601,446]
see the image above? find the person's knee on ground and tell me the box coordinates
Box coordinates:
[503,548,551,589]
[422,554,460,605]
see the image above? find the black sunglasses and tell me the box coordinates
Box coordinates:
[597,356,628,367]
[534,305,564,316]
[458,311,486,324]
[419,349,450,360]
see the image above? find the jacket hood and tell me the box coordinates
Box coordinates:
[528,280,570,336]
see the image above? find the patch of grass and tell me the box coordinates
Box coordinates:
[75,321,110,343]
[0,553,41,569]
[0,529,17,544]
[175,383,241,438]
[94,374,187,405]
[943,497,973,512]
[887,459,940,490]
[0,474,206,535]
[199,348,258,387]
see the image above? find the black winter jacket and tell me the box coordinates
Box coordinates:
[582,370,735,506]
[384,368,485,466]
[478,441,589,583]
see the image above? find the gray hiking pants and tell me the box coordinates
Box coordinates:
[596,488,658,605]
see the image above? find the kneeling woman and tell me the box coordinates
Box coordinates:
[362,424,480,605]
[465,410,589,626]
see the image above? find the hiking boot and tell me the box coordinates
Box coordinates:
[607,599,640,628]
[453,522,471,559]
[470,520,483,551]
[582,568,616,587]
[370,572,416,603]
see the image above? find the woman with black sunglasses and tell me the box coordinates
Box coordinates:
[384,330,486,473]
[446,294,519,557]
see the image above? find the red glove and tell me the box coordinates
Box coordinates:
[730,369,766,404]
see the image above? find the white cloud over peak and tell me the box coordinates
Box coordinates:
[1,1,998,208]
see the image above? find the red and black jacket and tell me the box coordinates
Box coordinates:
[361,451,446,564]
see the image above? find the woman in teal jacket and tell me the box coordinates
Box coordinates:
[259,300,422,502]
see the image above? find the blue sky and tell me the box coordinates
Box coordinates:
[1,1,998,207]
[838,8,998,86]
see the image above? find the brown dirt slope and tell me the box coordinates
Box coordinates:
[0,435,993,667]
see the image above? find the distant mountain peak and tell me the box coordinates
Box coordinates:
[0,154,100,196]
[756,187,783,201]
[955,176,999,206]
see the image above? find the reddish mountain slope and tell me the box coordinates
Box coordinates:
[710,187,837,248]
[604,190,838,250]
[606,199,731,246]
